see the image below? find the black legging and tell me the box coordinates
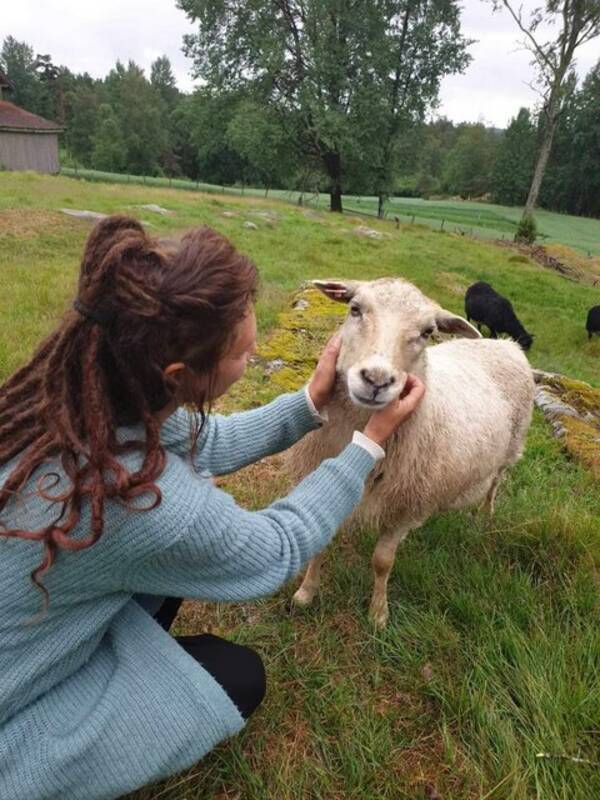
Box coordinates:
[153,597,266,720]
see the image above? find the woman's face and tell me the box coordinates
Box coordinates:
[209,306,257,400]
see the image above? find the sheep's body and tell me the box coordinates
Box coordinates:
[289,312,534,626]
[465,281,533,350]
[586,305,600,339]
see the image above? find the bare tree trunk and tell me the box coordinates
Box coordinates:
[324,151,343,213]
[523,112,559,218]
[377,194,387,219]
[330,185,343,213]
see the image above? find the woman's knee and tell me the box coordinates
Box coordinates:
[176,634,266,719]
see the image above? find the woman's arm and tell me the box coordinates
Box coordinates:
[159,387,323,476]
[125,441,377,600]
[159,334,340,476]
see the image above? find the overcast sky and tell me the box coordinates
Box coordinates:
[3,1,598,127]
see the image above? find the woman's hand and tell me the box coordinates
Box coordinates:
[363,374,426,446]
[307,334,342,413]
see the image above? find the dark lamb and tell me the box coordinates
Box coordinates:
[586,305,600,339]
[465,281,534,351]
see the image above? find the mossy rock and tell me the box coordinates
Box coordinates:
[257,287,346,394]
[535,373,600,481]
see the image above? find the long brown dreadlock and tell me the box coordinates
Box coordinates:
[0,215,258,609]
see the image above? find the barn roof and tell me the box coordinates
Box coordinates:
[0,101,63,133]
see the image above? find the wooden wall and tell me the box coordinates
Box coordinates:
[0,132,60,173]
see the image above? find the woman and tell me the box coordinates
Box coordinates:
[0,216,424,799]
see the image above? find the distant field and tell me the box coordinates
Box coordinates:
[2,172,600,800]
[61,166,600,256]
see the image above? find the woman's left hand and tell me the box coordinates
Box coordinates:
[307,333,342,413]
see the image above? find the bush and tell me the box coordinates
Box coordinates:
[514,213,537,244]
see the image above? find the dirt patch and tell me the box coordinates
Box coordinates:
[495,239,600,286]
[0,209,82,238]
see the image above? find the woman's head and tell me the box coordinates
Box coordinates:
[75,215,258,419]
[0,215,259,608]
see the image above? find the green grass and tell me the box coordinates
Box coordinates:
[60,166,600,256]
[1,171,599,799]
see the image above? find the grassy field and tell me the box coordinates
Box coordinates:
[1,172,599,799]
[60,166,600,257]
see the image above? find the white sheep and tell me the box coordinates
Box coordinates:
[288,278,535,627]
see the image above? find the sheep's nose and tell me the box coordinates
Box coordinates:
[360,368,395,391]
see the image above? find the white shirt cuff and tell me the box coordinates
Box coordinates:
[352,431,385,461]
[304,386,329,423]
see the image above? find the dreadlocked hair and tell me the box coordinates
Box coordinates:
[0,215,259,612]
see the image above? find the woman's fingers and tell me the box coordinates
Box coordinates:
[308,333,342,412]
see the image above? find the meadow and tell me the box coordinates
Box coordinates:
[60,166,600,257]
[1,171,599,799]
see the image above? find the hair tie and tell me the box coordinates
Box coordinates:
[73,299,114,327]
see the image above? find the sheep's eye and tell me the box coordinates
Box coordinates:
[350,305,362,318]
[421,326,435,338]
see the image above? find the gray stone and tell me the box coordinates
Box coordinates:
[265,358,285,375]
[293,298,310,310]
[355,225,386,240]
[243,221,259,230]
[60,208,107,221]
[139,204,174,216]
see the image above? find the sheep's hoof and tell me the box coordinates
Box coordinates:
[292,587,315,607]
[368,601,389,629]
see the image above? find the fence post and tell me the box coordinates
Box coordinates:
[441,219,445,231]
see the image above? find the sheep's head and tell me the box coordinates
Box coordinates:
[313,277,480,410]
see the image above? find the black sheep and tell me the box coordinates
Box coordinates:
[465,281,534,351]
[586,305,600,339]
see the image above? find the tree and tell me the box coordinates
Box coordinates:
[34,54,67,123]
[492,108,536,205]
[0,36,44,113]
[91,104,127,172]
[353,2,472,216]
[226,99,297,193]
[105,61,168,175]
[491,0,600,219]
[443,123,499,198]
[179,0,472,213]
[150,56,179,111]
[64,83,102,165]
[185,88,252,186]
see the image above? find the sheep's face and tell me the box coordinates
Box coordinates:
[313,278,480,410]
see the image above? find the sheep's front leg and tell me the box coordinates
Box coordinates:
[370,523,416,628]
[293,551,326,607]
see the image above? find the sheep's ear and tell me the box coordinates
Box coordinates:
[436,310,481,338]
[312,280,358,303]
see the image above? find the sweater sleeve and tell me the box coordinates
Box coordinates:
[159,388,322,476]
[125,442,376,601]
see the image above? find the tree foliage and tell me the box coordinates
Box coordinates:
[492,108,536,205]
[491,0,600,218]
[178,0,472,211]
[0,32,598,220]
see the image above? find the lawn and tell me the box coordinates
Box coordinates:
[1,171,599,799]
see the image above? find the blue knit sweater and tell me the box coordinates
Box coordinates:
[0,388,376,800]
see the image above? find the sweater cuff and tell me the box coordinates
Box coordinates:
[352,431,385,460]
[303,385,329,424]
[337,441,379,478]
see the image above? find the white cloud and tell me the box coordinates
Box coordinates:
[3,0,598,126]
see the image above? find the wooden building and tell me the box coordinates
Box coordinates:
[0,70,63,174]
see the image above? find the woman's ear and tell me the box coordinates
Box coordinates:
[163,362,187,396]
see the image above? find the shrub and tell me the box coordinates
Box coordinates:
[515,213,537,244]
